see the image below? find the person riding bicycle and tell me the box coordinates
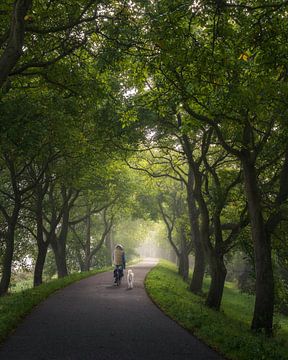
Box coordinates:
[113,244,126,284]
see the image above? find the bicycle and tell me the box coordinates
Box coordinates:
[114,266,123,286]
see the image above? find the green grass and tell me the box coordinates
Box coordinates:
[145,260,288,360]
[0,266,112,344]
[10,278,33,293]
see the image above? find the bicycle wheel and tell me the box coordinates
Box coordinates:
[115,269,121,286]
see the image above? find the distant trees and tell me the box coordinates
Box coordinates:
[155,181,191,281]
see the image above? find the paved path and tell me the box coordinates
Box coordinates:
[0,259,223,360]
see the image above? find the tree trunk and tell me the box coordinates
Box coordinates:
[178,251,189,281]
[205,210,227,310]
[190,246,206,293]
[0,230,15,295]
[51,189,73,278]
[34,242,49,286]
[205,252,227,310]
[183,133,226,308]
[242,156,274,334]
[105,230,113,266]
[194,171,226,309]
[51,211,69,278]
[76,249,85,272]
[187,168,205,292]
[33,187,49,286]
[178,225,189,281]
[0,0,32,88]
[51,239,68,278]
[83,205,91,272]
[84,258,91,272]
[0,205,20,296]
[56,252,68,278]
[182,135,206,293]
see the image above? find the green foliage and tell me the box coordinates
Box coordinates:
[145,261,288,360]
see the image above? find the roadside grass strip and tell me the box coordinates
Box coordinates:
[145,260,288,360]
[0,267,112,344]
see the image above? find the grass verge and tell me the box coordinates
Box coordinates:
[0,266,112,344]
[145,260,288,360]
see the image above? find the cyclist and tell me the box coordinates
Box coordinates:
[113,244,126,285]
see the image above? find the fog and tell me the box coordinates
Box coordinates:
[135,229,176,262]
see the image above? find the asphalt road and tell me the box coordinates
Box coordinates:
[0,259,223,360]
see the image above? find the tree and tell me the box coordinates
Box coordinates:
[157,181,192,281]
[0,91,58,294]
[0,0,133,89]
[124,117,207,292]
[180,122,248,309]
[69,192,116,272]
[0,0,32,87]
[133,0,288,333]
[120,0,288,333]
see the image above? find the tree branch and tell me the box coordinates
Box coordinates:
[0,0,32,87]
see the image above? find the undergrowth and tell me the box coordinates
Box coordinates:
[145,260,288,360]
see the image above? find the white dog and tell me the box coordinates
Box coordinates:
[127,269,134,289]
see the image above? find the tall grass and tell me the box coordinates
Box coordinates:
[145,260,288,360]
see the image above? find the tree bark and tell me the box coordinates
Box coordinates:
[84,258,91,272]
[206,210,228,309]
[182,107,275,331]
[50,197,69,278]
[55,250,68,278]
[34,242,49,286]
[0,205,20,296]
[193,172,214,302]
[0,236,14,296]
[33,183,49,286]
[205,251,227,310]
[51,236,68,278]
[178,251,189,281]
[178,226,189,281]
[50,187,79,278]
[76,249,85,272]
[182,130,229,309]
[187,168,205,293]
[242,155,274,334]
[0,0,32,88]
[83,205,91,272]
[190,246,206,293]
[105,230,113,266]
